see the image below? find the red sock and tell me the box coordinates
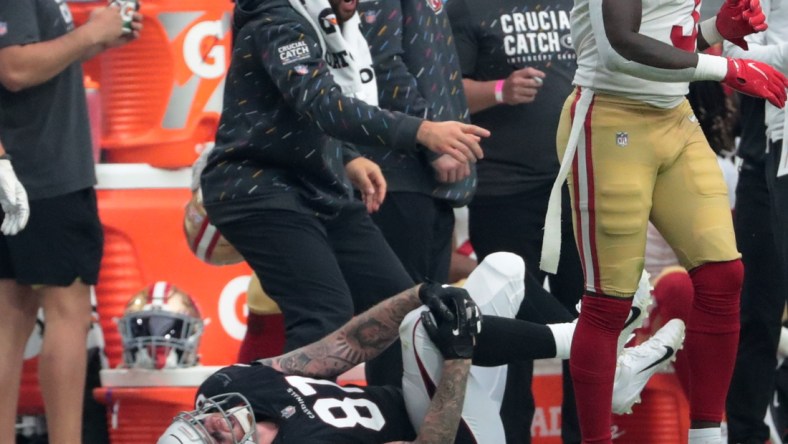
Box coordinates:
[237,312,286,363]
[652,269,694,324]
[571,294,632,444]
[651,270,694,398]
[686,259,743,422]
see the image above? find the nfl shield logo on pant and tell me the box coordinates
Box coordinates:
[616,132,629,147]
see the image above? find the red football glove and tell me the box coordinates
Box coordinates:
[716,0,767,50]
[723,58,788,108]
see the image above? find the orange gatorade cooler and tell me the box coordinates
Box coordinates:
[99,0,233,167]
[95,164,253,368]
[611,373,690,444]
[530,362,690,444]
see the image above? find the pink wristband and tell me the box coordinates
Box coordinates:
[494,80,505,104]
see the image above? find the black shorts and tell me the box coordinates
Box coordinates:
[0,187,104,285]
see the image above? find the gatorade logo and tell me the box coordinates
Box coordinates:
[426,0,443,14]
[159,12,232,130]
[183,20,226,79]
[217,275,252,341]
[116,0,136,26]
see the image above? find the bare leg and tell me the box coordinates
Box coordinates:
[0,280,37,444]
[38,281,92,444]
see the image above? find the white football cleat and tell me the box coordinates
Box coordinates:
[612,318,685,415]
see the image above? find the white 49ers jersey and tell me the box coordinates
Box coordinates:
[571,0,701,108]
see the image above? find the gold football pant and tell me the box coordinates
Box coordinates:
[556,88,739,296]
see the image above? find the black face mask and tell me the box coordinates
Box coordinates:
[127,314,187,339]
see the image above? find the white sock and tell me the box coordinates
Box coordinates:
[547,322,575,360]
[688,427,721,444]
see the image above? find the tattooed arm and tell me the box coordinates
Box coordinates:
[414,359,472,444]
[383,360,472,444]
[258,285,423,379]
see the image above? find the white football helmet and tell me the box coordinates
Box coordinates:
[117,282,204,369]
[158,393,258,444]
[184,145,244,266]
[183,189,244,266]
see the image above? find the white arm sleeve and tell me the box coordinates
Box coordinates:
[589,0,725,82]
[723,37,788,73]
[699,17,724,46]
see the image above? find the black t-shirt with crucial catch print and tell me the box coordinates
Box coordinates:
[356,0,477,205]
[0,0,96,200]
[447,0,577,197]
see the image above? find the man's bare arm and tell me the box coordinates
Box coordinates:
[601,0,698,70]
[259,285,423,379]
[382,359,472,444]
[0,6,136,92]
[412,359,472,444]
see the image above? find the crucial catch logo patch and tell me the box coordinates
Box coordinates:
[278,41,311,65]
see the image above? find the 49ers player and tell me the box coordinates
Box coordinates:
[538,0,788,442]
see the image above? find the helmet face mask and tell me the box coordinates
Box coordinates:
[118,282,204,369]
[158,393,258,444]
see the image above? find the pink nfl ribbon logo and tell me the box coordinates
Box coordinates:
[364,11,378,24]
[616,131,629,147]
[426,0,443,13]
[293,65,309,75]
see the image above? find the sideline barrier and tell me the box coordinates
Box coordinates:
[531,360,690,443]
[19,165,252,420]
[95,164,252,368]
[94,367,222,444]
[610,373,690,444]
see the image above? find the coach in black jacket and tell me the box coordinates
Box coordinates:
[201,0,488,387]
[356,0,475,285]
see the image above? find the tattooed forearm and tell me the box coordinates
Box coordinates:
[259,285,423,379]
[342,286,422,356]
[414,359,471,444]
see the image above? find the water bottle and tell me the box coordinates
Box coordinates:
[84,75,102,162]
[110,0,138,34]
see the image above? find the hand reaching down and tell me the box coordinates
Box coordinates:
[416,121,489,164]
[345,156,387,213]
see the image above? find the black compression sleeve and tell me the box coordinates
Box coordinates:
[472,315,557,367]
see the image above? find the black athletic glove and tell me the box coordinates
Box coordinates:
[419,286,482,360]
[418,282,460,323]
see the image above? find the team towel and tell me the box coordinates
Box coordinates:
[288,0,378,106]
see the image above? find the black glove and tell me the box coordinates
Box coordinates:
[420,286,482,360]
[419,282,465,323]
